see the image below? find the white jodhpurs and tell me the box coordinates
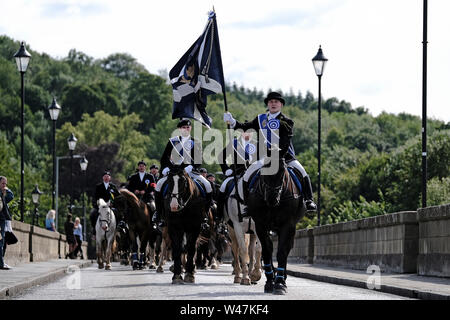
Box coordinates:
[155,171,212,193]
[243,158,308,183]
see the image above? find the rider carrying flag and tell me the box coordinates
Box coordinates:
[223,91,317,213]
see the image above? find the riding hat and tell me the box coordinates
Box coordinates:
[177,118,192,128]
[137,160,146,166]
[264,91,285,105]
[206,173,215,179]
[150,164,159,170]
[103,170,111,176]
[199,168,207,174]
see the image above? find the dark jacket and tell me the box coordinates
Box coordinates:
[127,172,156,202]
[0,189,13,221]
[93,182,119,209]
[234,112,295,162]
[160,136,202,171]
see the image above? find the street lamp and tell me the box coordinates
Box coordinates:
[80,156,88,241]
[67,133,77,211]
[13,41,31,222]
[48,97,61,210]
[312,45,328,226]
[31,184,43,226]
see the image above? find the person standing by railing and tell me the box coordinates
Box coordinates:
[73,217,84,259]
[0,176,14,270]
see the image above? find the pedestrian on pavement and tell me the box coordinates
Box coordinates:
[64,213,76,259]
[0,176,14,270]
[45,209,56,231]
[73,217,84,259]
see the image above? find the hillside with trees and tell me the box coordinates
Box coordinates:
[1,35,449,232]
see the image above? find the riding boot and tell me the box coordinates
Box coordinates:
[216,191,225,222]
[154,191,164,223]
[302,175,317,212]
[241,180,250,217]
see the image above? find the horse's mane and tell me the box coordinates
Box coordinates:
[119,188,141,208]
[98,198,107,207]
[183,171,200,197]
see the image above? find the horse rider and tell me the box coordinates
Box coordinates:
[216,129,257,219]
[154,118,214,219]
[126,160,157,211]
[90,170,120,238]
[223,91,317,212]
[149,164,160,182]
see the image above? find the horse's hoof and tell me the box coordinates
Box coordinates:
[264,281,274,293]
[98,263,104,269]
[273,282,287,295]
[169,265,174,273]
[184,273,195,283]
[240,278,251,286]
[105,264,111,270]
[234,277,242,284]
[210,264,218,270]
[156,266,164,273]
[250,272,262,282]
[172,275,184,284]
[149,264,156,269]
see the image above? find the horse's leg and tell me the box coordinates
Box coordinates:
[96,239,104,269]
[252,234,263,282]
[128,230,139,270]
[273,221,296,295]
[249,233,261,283]
[228,226,242,283]
[254,218,274,293]
[237,225,251,286]
[105,236,113,270]
[184,230,199,283]
[139,231,150,270]
[168,221,183,283]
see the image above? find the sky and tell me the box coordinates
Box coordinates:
[1,0,449,123]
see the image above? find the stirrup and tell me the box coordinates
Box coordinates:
[305,200,317,212]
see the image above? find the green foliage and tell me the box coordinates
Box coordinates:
[0,34,449,232]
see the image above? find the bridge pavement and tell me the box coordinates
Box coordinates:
[1,259,449,300]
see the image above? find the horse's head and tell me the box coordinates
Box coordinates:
[259,159,287,208]
[98,199,113,231]
[166,168,195,213]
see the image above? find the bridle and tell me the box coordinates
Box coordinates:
[167,173,193,213]
[99,205,112,230]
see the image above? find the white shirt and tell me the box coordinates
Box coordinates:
[103,182,109,190]
[139,172,145,181]
[268,111,281,120]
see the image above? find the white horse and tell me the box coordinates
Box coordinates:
[224,177,262,285]
[96,199,117,270]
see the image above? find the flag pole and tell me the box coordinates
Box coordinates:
[214,11,244,222]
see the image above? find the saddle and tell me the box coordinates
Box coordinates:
[249,165,303,195]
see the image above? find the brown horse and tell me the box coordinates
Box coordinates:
[113,189,153,270]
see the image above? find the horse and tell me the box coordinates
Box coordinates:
[224,176,262,285]
[195,209,219,270]
[247,160,305,295]
[160,167,206,284]
[113,189,153,270]
[95,199,117,270]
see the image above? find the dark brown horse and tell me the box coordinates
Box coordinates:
[114,189,153,269]
[159,167,206,284]
[247,160,306,295]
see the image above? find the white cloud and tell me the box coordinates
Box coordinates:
[1,0,448,122]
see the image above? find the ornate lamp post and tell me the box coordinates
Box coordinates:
[48,97,61,210]
[67,133,77,211]
[31,184,43,226]
[13,42,31,222]
[312,45,328,226]
[79,156,88,241]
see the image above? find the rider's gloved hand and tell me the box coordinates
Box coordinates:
[184,165,193,174]
[162,167,170,176]
[225,169,233,177]
[223,112,236,127]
